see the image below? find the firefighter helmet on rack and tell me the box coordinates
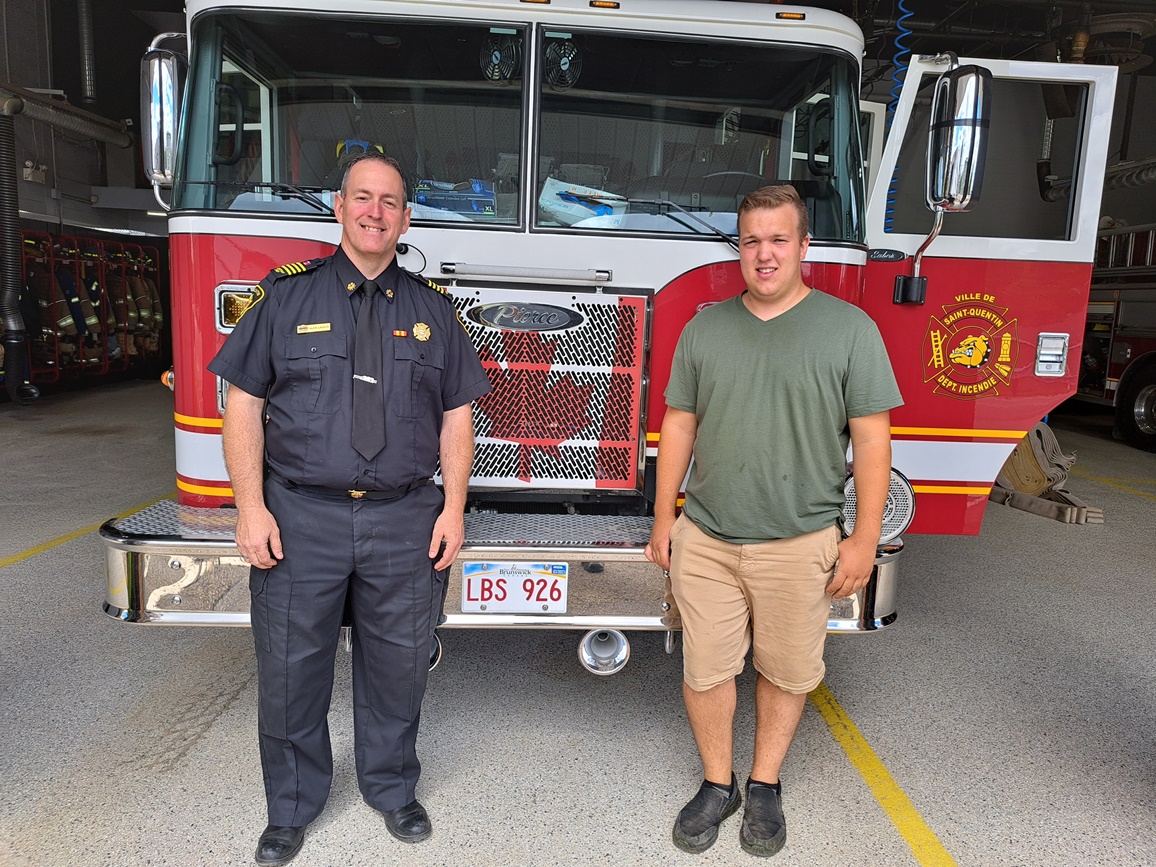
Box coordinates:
[335,139,384,160]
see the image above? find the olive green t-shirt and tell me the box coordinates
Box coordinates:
[665,289,903,543]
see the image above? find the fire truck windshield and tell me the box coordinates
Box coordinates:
[176,10,864,243]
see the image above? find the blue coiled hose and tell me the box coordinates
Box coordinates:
[884,0,915,232]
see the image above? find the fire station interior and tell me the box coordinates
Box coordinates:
[3,2,1156,866]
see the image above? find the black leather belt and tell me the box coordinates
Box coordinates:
[270,470,431,501]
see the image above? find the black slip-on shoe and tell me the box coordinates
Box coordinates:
[672,775,741,854]
[740,779,787,857]
[382,799,433,843]
[254,824,305,867]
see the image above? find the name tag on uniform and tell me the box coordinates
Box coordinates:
[296,322,331,334]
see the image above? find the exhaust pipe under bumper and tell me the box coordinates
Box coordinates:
[578,628,631,675]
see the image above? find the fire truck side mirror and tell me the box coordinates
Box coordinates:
[926,64,992,213]
[141,35,188,187]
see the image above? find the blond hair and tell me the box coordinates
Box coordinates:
[737,185,809,239]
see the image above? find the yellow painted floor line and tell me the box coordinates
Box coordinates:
[0,495,172,571]
[810,683,957,866]
[1068,468,1156,502]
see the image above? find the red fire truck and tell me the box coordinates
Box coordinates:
[1078,222,1156,451]
[101,0,1116,673]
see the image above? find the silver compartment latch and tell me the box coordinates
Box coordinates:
[1035,332,1069,377]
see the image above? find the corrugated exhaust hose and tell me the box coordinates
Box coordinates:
[0,113,39,404]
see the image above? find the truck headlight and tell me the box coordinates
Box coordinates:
[215,284,258,332]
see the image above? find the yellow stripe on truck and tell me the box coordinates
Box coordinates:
[175,412,224,429]
[177,479,234,497]
[891,427,1025,439]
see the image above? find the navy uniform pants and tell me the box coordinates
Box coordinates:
[250,478,446,827]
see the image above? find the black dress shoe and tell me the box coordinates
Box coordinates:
[254,824,305,866]
[382,799,432,843]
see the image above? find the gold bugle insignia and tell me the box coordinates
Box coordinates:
[347,282,356,291]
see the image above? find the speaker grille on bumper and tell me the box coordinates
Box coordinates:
[842,468,916,543]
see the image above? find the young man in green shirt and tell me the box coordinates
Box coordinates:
[645,185,903,858]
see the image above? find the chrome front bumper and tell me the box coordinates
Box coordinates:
[101,500,902,632]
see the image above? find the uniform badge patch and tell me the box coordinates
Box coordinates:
[296,323,331,334]
[414,322,431,342]
[235,284,265,323]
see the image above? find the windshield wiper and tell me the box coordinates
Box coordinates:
[185,181,335,217]
[576,193,739,252]
[634,198,741,252]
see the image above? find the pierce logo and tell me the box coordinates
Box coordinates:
[466,302,584,332]
[922,292,1019,400]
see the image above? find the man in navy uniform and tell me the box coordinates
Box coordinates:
[209,152,490,866]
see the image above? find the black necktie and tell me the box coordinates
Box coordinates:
[351,279,386,460]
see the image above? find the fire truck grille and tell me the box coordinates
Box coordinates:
[449,289,647,490]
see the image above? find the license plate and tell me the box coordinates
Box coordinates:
[461,562,568,613]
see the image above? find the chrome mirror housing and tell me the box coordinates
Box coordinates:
[140,35,187,186]
[926,63,992,213]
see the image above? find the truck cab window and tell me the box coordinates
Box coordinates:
[534,30,864,243]
[177,12,525,223]
[887,75,1086,241]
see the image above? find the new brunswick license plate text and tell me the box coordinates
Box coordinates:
[462,562,568,613]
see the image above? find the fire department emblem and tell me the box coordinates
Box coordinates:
[922,293,1018,400]
[414,322,431,342]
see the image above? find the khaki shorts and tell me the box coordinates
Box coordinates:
[669,516,840,694]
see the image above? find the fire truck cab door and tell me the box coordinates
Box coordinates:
[862,55,1116,534]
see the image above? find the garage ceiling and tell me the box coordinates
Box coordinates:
[830,1,1156,74]
[42,0,1156,127]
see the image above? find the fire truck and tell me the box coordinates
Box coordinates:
[101,0,1116,673]
[1078,221,1156,451]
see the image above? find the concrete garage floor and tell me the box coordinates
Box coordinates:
[1,381,1153,867]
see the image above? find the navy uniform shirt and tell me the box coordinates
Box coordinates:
[208,247,491,491]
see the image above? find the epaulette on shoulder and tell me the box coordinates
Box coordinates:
[402,268,454,303]
[269,258,323,278]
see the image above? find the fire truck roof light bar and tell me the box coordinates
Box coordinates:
[441,263,611,283]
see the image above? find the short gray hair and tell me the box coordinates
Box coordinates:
[339,152,408,202]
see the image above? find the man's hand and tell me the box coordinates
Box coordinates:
[433,403,472,571]
[236,506,283,569]
[829,410,892,599]
[221,385,281,570]
[646,407,698,574]
[644,513,677,572]
[429,510,464,571]
[826,533,876,598]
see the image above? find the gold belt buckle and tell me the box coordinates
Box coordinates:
[348,489,366,499]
